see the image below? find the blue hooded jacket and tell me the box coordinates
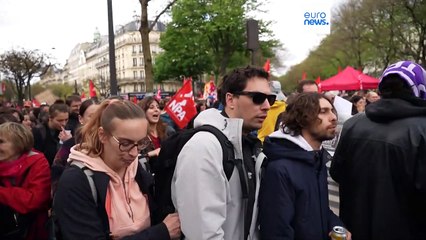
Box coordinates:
[259,131,343,240]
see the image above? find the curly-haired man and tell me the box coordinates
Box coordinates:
[259,92,351,240]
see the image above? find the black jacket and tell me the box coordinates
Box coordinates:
[259,135,342,240]
[65,113,80,136]
[32,123,60,166]
[54,163,170,240]
[330,98,426,240]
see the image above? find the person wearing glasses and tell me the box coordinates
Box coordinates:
[54,100,181,240]
[171,67,274,240]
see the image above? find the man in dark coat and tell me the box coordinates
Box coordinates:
[330,60,426,240]
[259,92,350,240]
[33,103,70,166]
[65,95,81,136]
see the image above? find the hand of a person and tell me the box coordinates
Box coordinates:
[163,213,181,240]
[329,230,352,240]
[346,230,352,240]
[58,127,72,142]
[148,148,161,157]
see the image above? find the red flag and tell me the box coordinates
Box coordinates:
[301,72,307,80]
[165,79,197,129]
[32,99,41,107]
[1,82,5,94]
[315,76,321,85]
[89,80,97,98]
[155,89,162,100]
[132,96,138,104]
[316,77,322,93]
[263,59,271,74]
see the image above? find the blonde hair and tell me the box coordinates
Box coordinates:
[0,122,34,154]
[78,99,146,156]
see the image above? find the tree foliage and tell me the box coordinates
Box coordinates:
[280,0,426,92]
[32,82,75,100]
[154,0,283,82]
[0,48,51,106]
[139,0,177,92]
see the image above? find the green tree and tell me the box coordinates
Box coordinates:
[48,84,75,100]
[155,0,282,82]
[280,0,426,90]
[0,48,50,106]
[31,82,47,97]
[139,0,177,92]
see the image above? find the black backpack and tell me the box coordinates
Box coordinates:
[151,124,249,224]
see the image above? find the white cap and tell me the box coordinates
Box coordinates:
[270,81,286,101]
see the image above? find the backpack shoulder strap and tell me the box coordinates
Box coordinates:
[194,125,249,199]
[193,125,235,179]
[70,161,97,206]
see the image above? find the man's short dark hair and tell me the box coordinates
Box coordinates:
[297,80,318,93]
[379,74,414,99]
[0,113,20,125]
[281,92,335,136]
[218,66,269,106]
[66,95,82,106]
[49,104,69,118]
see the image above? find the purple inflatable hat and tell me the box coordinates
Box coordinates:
[379,61,426,99]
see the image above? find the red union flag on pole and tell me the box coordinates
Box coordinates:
[155,88,162,100]
[263,59,271,73]
[166,79,197,129]
[89,80,97,98]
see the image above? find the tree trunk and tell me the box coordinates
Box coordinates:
[139,0,154,93]
[14,78,24,107]
[27,80,32,100]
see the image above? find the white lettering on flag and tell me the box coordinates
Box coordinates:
[169,99,187,121]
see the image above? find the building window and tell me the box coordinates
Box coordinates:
[132,45,136,54]
[139,45,143,53]
[140,70,145,79]
[133,58,137,67]
[133,71,137,79]
[123,72,125,78]
[139,58,144,66]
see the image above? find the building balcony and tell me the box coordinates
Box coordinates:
[95,59,109,69]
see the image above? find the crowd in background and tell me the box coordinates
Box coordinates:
[0,61,425,240]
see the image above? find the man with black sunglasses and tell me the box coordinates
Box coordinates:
[171,67,271,240]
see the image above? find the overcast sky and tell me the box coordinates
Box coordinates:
[0,0,344,75]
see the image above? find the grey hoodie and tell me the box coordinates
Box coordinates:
[171,108,262,240]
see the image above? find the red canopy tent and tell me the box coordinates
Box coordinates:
[319,66,379,91]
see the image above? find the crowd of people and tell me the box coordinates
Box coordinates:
[0,61,425,240]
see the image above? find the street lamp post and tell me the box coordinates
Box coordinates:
[107,0,118,96]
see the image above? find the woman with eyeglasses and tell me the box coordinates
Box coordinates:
[54,100,181,240]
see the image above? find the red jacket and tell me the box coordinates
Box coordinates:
[0,151,51,240]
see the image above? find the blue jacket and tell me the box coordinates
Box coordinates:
[259,131,342,240]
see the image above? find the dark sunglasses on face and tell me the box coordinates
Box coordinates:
[234,91,276,105]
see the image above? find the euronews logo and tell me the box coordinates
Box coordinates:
[304,12,329,26]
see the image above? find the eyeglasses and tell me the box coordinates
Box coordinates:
[111,135,151,152]
[234,91,276,105]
